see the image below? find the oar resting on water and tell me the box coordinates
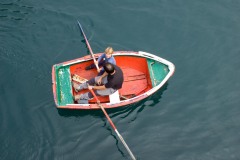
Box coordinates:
[88,87,136,160]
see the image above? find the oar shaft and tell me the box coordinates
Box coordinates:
[77,21,99,70]
[89,89,136,160]
[115,129,136,160]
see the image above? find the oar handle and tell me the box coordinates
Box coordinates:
[77,21,100,71]
[88,89,136,160]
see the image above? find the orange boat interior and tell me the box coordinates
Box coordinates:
[70,56,153,103]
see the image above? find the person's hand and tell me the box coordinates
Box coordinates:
[94,61,98,67]
[97,68,101,73]
[88,85,93,90]
[96,77,102,85]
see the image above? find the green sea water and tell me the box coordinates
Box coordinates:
[1,0,240,160]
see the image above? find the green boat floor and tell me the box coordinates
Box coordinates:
[55,66,73,105]
[147,59,169,87]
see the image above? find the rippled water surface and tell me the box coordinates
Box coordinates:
[1,0,240,160]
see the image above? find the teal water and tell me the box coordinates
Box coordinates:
[1,0,240,160]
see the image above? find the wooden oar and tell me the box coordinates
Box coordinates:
[77,20,100,71]
[88,88,136,160]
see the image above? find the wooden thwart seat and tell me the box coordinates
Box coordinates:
[120,67,148,97]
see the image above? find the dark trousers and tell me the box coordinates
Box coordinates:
[89,60,105,76]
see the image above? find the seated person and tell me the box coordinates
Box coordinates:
[85,47,116,76]
[73,63,123,102]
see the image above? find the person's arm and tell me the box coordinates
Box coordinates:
[97,54,105,63]
[100,71,108,78]
[107,56,116,65]
[96,71,107,84]
[95,54,105,72]
[91,85,106,90]
[88,83,106,90]
[88,72,108,90]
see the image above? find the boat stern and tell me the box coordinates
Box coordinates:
[52,63,74,108]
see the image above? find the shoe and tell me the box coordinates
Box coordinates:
[73,94,81,101]
[85,65,93,70]
[72,82,80,92]
[77,99,89,104]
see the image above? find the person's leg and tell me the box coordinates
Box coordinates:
[96,88,116,96]
[75,76,112,103]
[72,81,86,92]
[94,76,108,85]
[72,77,95,92]
[85,63,96,70]
[74,92,94,104]
[75,92,93,100]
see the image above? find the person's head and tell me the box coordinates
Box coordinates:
[104,62,115,74]
[105,47,114,59]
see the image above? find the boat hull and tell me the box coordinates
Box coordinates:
[52,51,175,109]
